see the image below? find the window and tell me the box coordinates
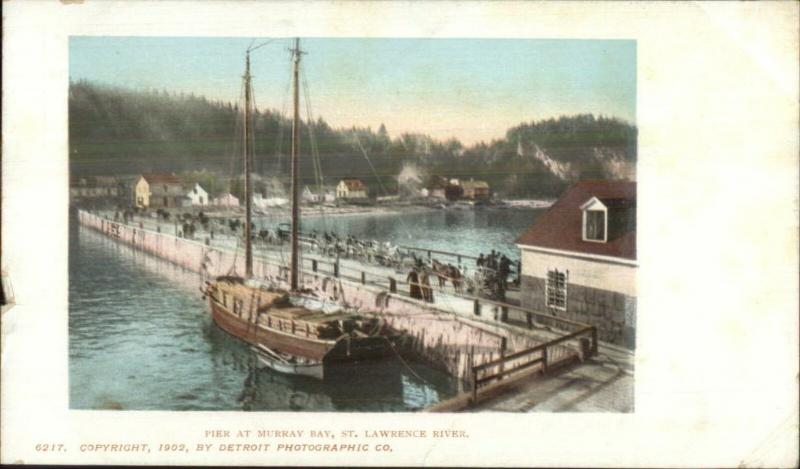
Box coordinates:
[584,210,606,241]
[233,299,243,316]
[546,269,568,310]
[581,197,609,243]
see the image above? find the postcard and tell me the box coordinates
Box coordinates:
[2,1,798,467]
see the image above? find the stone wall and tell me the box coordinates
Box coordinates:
[520,275,636,349]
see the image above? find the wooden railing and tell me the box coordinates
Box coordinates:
[398,245,521,267]
[470,325,597,405]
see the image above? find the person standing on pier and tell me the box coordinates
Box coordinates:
[477,253,485,267]
[407,267,422,300]
[498,255,511,297]
[420,268,434,303]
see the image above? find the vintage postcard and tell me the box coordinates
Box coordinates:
[2,1,798,467]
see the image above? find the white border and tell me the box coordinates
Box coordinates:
[2,1,798,467]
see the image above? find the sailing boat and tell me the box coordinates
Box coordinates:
[203,39,396,380]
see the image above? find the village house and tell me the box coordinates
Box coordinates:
[302,186,322,204]
[425,176,448,200]
[183,182,209,206]
[336,179,367,200]
[70,176,124,200]
[134,173,184,208]
[461,179,490,201]
[445,178,463,201]
[515,180,637,349]
[212,192,240,208]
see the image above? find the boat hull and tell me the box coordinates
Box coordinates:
[209,298,394,368]
[210,299,334,362]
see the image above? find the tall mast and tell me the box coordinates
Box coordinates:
[289,38,303,290]
[243,52,253,278]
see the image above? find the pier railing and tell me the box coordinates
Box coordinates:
[257,239,590,350]
[398,244,522,277]
[470,325,598,405]
[298,252,588,334]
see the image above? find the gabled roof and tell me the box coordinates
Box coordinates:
[516,180,636,260]
[340,179,365,190]
[141,173,181,185]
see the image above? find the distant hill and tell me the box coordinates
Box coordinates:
[69,80,636,198]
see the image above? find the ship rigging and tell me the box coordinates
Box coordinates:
[202,38,398,380]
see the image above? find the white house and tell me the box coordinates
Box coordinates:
[184,183,209,206]
[212,193,240,208]
[336,179,367,200]
[516,180,637,349]
[302,186,323,204]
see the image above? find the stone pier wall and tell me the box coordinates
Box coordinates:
[521,275,635,349]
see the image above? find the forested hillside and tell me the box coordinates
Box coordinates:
[69,81,637,198]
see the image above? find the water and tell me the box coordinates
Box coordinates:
[259,207,543,261]
[69,207,542,411]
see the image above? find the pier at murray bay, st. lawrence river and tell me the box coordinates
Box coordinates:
[67,37,638,413]
[71,205,633,412]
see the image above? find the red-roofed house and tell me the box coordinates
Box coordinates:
[516,180,637,349]
[134,173,184,208]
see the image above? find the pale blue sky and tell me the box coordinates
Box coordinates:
[70,37,636,144]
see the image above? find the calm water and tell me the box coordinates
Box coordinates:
[259,207,543,261]
[69,207,541,411]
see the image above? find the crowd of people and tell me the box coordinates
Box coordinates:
[476,250,516,298]
[108,208,518,301]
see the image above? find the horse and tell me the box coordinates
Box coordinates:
[448,263,463,293]
[431,259,463,292]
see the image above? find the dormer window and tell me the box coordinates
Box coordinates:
[581,197,608,243]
